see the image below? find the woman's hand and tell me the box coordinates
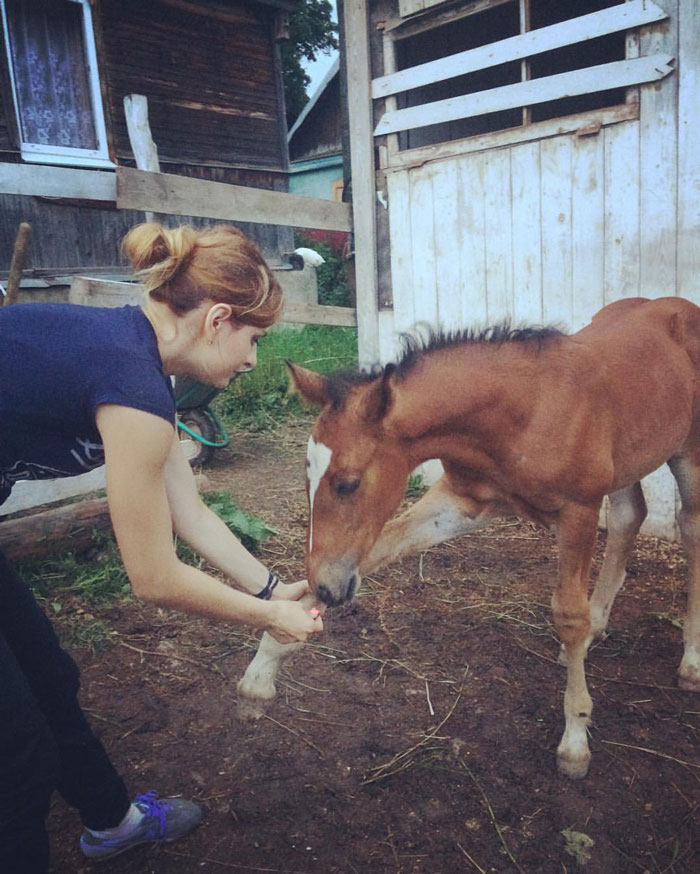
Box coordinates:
[265,600,323,644]
[271,579,309,602]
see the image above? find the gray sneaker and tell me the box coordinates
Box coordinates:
[80,790,203,861]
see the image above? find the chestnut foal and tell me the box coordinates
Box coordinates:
[238,296,700,779]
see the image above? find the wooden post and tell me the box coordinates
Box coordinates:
[343,0,380,369]
[3,222,31,306]
[123,94,160,223]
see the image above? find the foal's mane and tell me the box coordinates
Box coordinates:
[324,322,565,410]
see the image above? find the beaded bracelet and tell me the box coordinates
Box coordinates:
[255,571,280,600]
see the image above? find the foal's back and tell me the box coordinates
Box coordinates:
[573,296,700,485]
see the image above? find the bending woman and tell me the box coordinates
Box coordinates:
[0,223,323,872]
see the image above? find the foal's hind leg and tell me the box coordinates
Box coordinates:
[588,483,647,646]
[668,455,700,691]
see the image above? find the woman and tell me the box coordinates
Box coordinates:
[0,223,323,872]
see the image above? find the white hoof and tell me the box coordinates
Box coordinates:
[236,674,277,722]
[678,670,700,692]
[557,749,591,780]
[236,693,269,722]
[678,649,700,692]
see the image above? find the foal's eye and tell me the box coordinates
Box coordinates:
[335,478,360,497]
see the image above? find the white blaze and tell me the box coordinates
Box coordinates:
[306,436,332,552]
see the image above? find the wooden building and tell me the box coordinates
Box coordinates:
[287,57,348,254]
[0,0,298,278]
[342,0,700,537]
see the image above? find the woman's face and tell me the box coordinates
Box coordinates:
[197,312,267,388]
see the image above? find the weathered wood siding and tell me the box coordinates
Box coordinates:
[99,0,286,170]
[374,0,698,538]
[0,0,293,272]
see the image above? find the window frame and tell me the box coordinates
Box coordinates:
[0,0,113,169]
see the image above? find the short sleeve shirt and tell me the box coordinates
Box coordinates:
[0,303,175,505]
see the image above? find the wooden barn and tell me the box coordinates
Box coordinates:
[341,0,700,537]
[0,0,298,282]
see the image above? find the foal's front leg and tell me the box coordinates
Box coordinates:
[553,503,599,779]
[237,593,321,721]
[558,483,647,665]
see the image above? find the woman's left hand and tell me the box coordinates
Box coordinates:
[271,579,309,602]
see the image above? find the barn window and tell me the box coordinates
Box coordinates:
[0,0,112,168]
[375,0,672,152]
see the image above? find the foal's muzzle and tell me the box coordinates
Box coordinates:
[316,573,359,607]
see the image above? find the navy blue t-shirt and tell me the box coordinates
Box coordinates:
[0,303,175,505]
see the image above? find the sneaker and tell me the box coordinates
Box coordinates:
[80,790,203,861]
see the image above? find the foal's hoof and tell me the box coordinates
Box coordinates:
[557,751,591,780]
[678,673,700,692]
[236,677,276,722]
[236,694,268,722]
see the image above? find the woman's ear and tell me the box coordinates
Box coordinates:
[204,303,234,340]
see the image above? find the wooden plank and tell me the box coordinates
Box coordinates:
[0,467,108,517]
[571,134,605,331]
[0,163,117,200]
[409,168,439,326]
[383,104,638,171]
[281,299,357,326]
[70,276,144,307]
[386,168,417,335]
[374,1,668,99]
[69,276,356,327]
[483,150,513,323]
[541,137,573,327]
[344,0,380,366]
[677,0,700,301]
[638,0,678,300]
[116,166,353,232]
[603,122,641,301]
[374,55,674,136]
[510,141,542,324]
[456,151,488,326]
[431,159,464,331]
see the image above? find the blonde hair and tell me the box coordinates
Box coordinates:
[122,223,283,327]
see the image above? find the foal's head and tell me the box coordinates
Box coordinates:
[289,361,410,606]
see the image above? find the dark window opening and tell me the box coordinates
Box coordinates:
[393,0,628,151]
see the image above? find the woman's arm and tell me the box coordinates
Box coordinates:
[96,404,320,643]
[162,427,273,594]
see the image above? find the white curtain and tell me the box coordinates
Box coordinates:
[5,0,97,149]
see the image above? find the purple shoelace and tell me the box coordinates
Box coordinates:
[136,790,171,840]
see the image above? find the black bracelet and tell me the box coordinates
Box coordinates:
[255,571,280,600]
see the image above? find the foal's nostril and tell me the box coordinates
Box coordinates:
[345,574,358,602]
[317,584,335,606]
[317,578,358,607]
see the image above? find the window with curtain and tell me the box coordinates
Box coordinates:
[1,0,111,167]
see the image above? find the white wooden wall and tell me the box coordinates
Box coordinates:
[368,0,700,539]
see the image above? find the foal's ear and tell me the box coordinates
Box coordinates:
[286,361,330,408]
[362,363,396,423]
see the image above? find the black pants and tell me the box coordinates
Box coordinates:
[0,548,130,874]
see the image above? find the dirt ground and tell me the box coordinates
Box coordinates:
[47,420,698,874]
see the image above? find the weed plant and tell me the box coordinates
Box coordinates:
[216,324,357,431]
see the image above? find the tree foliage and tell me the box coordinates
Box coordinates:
[281,0,338,128]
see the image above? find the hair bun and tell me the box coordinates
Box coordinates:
[122,223,198,291]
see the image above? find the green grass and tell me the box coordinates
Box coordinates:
[22,491,277,617]
[215,324,357,431]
